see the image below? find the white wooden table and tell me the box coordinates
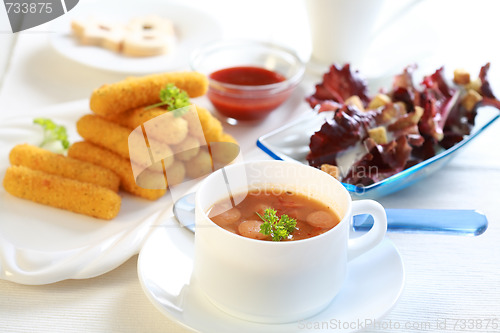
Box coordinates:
[1,0,499,332]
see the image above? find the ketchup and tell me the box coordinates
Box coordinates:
[209,66,286,86]
[207,66,291,121]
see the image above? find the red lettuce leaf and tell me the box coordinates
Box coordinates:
[479,63,500,109]
[418,67,458,141]
[393,64,417,91]
[307,105,373,167]
[343,136,412,186]
[306,64,370,110]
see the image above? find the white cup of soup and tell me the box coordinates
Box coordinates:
[193,160,387,323]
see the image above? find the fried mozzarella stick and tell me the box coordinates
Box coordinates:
[3,166,121,220]
[104,106,188,145]
[76,114,131,158]
[106,105,224,144]
[9,144,120,192]
[189,106,224,143]
[76,114,174,171]
[89,71,208,116]
[68,141,166,200]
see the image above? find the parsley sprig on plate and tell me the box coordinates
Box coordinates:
[33,118,69,153]
[146,83,191,117]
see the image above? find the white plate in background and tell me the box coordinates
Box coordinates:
[49,0,223,74]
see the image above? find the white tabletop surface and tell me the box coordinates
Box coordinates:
[1,0,500,332]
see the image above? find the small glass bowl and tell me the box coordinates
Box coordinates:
[190,40,305,123]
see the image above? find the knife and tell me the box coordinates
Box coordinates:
[353,209,488,235]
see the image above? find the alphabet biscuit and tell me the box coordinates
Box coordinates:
[123,16,176,57]
[71,15,176,57]
[71,17,125,53]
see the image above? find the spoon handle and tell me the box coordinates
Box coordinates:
[174,193,488,236]
[353,209,488,235]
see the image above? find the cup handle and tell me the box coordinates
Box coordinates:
[347,200,387,261]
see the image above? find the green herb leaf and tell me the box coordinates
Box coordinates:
[33,118,70,152]
[257,208,297,241]
[145,83,191,116]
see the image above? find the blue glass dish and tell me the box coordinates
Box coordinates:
[257,107,499,199]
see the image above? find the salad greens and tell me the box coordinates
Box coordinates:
[33,118,69,153]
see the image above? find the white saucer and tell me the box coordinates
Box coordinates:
[138,217,405,333]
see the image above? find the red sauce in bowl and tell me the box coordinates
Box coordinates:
[207,66,292,121]
[210,66,286,86]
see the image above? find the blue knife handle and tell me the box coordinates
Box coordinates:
[353,209,488,235]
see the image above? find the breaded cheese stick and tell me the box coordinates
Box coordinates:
[104,106,188,145]
[76,114,131,159]
[172,136,200,162]
[135,159,186,189]
[185,149,213,179]
[3,166,121,220]
[105,104,227,146]
[76,114,174,171]
[105,106,168,128]
[89,71,208,116]
[220,133,238,144]
[68,141,166,200]
[9,144,120,192]
[191,106,223,143]
[165,160,185,186]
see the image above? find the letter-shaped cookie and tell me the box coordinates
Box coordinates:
[122,15,176,57]
[71,17,125,52]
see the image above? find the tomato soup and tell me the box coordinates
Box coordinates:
[208,188,341,241]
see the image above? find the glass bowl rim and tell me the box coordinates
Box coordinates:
[189,39,305,92]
